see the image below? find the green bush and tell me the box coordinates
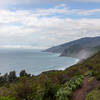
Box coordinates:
[56,75,84,100]
[43,81,59,100]
[84,71,93,76]
[0,97,15,100]
[85,88,100,100]
[94,64,100,80]
[88,77,94,83]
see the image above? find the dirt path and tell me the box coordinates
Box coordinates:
[70,77,100,100]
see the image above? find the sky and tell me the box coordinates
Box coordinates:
[0,0,100,49]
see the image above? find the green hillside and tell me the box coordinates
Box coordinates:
[85,88,100,100]
[45,36,100,59]
[0,51,100,100]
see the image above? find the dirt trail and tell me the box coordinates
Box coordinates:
[70,77,100,100]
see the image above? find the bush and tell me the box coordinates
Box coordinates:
[43,81,59,100]
[95,73,100,80]
[0,71,17,84]
[84,71,93,76]
[8,71,17,82]
[14,80,34,100]
[20,70,28,77]
[0,97,15,100]
[94,64,100,80]
[85,88,100,100]
[56,75,84,100]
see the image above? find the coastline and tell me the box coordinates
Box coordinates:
[0,49,78,76]
[57,58,79,71]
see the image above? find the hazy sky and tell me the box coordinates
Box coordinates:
[0,0,100,49]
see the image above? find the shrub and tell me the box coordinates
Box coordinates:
[8,71,17,82]
[43,81,59,100]
[94,64,100,80]
[84,71,93,76]
[20,70,28,77]
[85,88,100,100]
[56,75,84,100]
[0,97,15,100]
[12,77,37,100]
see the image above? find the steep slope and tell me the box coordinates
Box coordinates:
[44,37,91,53]
[63,50,100,78]
[45,36,100,59]
[60,44,100,59]
[70,77,100,100]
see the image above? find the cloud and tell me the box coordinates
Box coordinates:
[0,4,100,48]
[9,4,99,17]
[34,4,78,16]
[78,9,100,16]
[0,8,100,48]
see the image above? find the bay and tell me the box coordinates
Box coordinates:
[0,48,78,75]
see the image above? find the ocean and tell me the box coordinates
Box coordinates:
[0,48,78,76]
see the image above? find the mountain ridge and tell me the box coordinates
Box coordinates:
[44,36,100,59]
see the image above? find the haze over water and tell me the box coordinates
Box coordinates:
[0,48,78,76]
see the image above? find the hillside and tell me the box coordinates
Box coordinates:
[60,45,100,59]
[0,51,100,100]
[44,36,100,59]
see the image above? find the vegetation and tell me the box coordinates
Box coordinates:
[94,64,100,80]
[43,81,59,100]
[88,77,94,83]
[56,75,84,100]
[0,97,15,100]
[85,88,100,100]
[0,51,100,100]
[0,71,17,84]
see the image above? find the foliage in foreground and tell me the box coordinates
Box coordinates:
[43,81,60,100]
[56,75,84,100]
[0,97,15,100]
[94,64,100,80]
[85,88,100,100]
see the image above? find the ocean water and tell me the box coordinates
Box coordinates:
[0,48,78,76]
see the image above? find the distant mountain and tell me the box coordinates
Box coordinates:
[44,36,100,59]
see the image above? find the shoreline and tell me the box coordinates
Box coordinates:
[57,58,79,71]
[0,50,79,76]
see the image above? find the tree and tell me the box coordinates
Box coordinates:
[20,70,28,77]
[8,71,17,82]
[43,81,59,100]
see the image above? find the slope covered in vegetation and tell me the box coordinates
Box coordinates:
[85,88,100,100]
[45,36,100,59]
[0,51,100,100]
